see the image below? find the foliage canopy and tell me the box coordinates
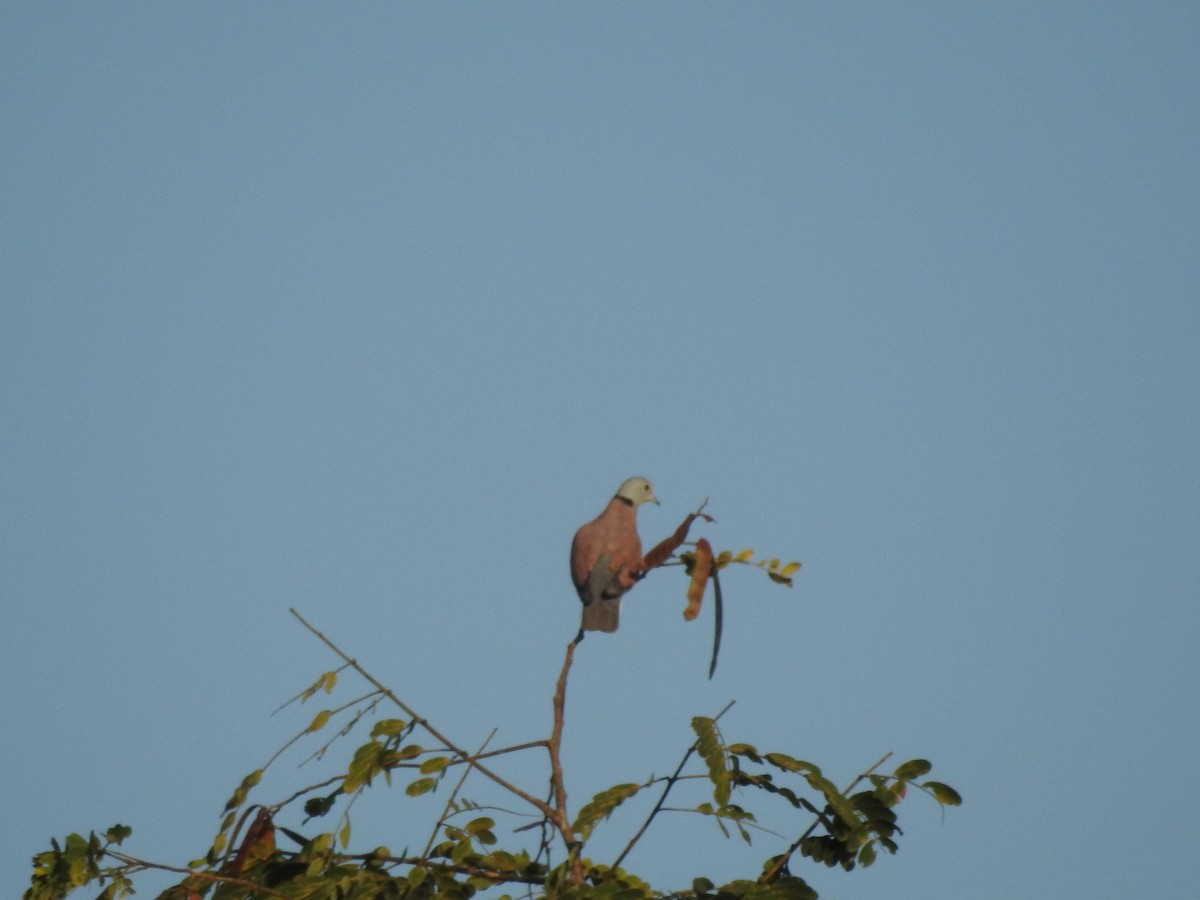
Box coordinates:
[26,516,958,900]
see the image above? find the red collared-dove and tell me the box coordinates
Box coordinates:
[571,476,659,637]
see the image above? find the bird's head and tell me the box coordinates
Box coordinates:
[616,476,660,508]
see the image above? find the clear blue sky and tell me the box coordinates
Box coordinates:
[3,4,1197,898]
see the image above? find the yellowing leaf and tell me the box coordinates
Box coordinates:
[307,710,331,733]
[371,719,407,738]
[406,777,436,797]
[692,716,730,806]
[571,783,642,841]
[419,756,449,775]
[924,781,962,806]
[893,759,932,781]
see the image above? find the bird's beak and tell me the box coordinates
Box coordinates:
[649,493,660,506]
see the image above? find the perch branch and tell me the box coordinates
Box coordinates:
[549,639,585,884]
[641,499,714,571]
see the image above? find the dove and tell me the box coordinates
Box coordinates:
[571,476,659,639]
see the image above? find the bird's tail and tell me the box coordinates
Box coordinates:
[580,597,620,633]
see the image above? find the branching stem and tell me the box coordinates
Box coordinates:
[419,729,497,862]
[289,609,559,826]
[611,700,735,871]
[102,850,290,899]
[758,751,894,883]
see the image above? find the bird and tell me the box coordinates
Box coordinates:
[571,476,659,639]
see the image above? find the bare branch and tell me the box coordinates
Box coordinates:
[612,700,736,870]
[420,729,498,861]
[289,609,559,823]
[373,854,545,886]
[102,850,290,899]
[548,639,585,884]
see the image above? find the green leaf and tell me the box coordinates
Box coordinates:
[485,849,518,871]
[893,759,932,781]
[726,742,761,762]
[924,781,962,806]
[572,783,642,841]
[206,830,226,864]
[104,824,132,845]
[762,753,819,775]
[450,837,474,864]
[406,777,437,797]
[419,756,450,775]
[802,772,859,827]
[339,818,352,848]
[300,831,333,863]
[371,718,407,738]
[364,846,390,868]
[858,842,877,868]
[222,769,263,813]
[692,717,730,806]
[344,741,386,793]
[465,817,496,836]
[694,877,714,894]
[307,709,332,733]
[722,877,817,900]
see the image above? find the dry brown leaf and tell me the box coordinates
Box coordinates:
[685,538,713,621]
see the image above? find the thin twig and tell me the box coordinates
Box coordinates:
[289,609,559,826]
[446,739,548,765]
[299,695,386,767]
[272,662,353,715]
[265,689,381,770]
[103,850,290,899]
[657,808,785,839]
[419,729,497,862]
[374,854,545,885]
[271,775,345,813]
[611,700,736,871]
